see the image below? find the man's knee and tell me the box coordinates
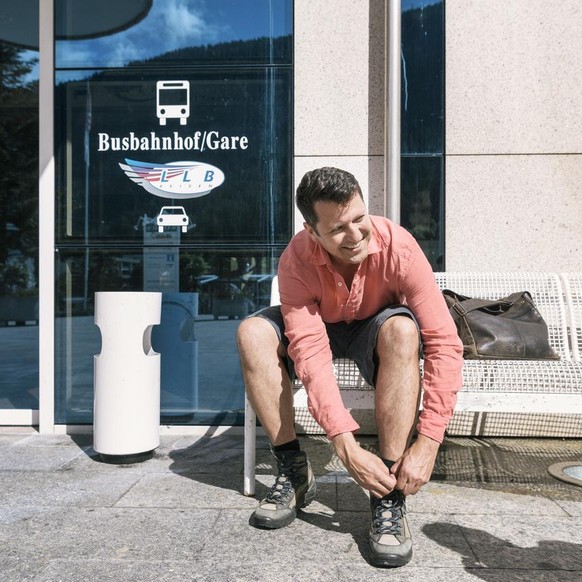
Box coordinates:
[238,316,272,348]
[237,316,283,359]
[377,315,419,358]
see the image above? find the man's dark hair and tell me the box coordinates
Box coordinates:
[296,167,363,231]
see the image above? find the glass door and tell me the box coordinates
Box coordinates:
[401,0,445,270]
[0,8,40,421]
[53,0,293,425]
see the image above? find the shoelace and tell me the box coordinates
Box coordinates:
[264,459,297,506]
[372,493,405,535]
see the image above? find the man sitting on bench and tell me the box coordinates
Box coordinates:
[237,166,463,568]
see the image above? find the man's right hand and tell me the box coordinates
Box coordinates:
[332,432,396,498]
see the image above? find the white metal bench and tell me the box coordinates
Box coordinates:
[435,273,582,439]
[243,272,582,496]
[562,273,582,362]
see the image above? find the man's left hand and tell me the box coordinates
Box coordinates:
[390,434,440,496]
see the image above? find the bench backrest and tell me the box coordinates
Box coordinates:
[270,271,572,360]
[561,273,582,361]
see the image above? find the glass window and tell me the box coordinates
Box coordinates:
[56,0,292,68]
[401,0,445,270]
[55,67,292,245]
[54,0,293,425]
[401,0,444,154]
[0,21,39,409]
[401,156,444,270]
[54,247,281,424]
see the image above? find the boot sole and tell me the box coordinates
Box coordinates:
[250,477,317,530]
[369,545,413,568]
[250,508,297,529]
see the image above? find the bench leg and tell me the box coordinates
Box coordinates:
[243,392,256,496]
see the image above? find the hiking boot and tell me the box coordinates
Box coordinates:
[368,490,413,567]
[250,449,317,529]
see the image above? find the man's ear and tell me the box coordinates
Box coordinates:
[303,222,318,240]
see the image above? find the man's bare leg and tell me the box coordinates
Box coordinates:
[367,315,421,567]
[237,315,316,529]
[374,314,439,496]
[236,316,296,446]
[374,315,421,463]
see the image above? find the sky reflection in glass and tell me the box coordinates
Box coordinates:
[56,0,292,71]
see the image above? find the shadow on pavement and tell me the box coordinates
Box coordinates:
[423,521,582,581]
[167,429,375,562]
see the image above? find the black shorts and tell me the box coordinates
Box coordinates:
[251,304,420,387]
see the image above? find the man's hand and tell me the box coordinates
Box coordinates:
[332,432,397,498]
[390,434,440,496]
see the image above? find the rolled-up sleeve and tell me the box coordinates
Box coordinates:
[400,249,464,442]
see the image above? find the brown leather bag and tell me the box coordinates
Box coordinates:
[442,289,560,360]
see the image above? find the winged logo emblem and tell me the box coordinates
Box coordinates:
[119,158,224,199]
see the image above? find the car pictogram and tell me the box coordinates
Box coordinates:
[157,206,189,233]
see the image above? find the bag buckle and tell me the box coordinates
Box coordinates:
[451,303,467,317]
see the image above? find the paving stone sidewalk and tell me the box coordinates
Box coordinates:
[1,429,581,581]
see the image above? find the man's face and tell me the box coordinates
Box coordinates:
[304,193,372,269]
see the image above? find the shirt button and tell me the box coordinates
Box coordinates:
[338,282,342,286]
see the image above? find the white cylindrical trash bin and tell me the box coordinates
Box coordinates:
[94,291,162,463]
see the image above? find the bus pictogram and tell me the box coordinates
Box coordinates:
[157,80,190,126]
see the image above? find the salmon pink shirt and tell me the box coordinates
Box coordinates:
[277,215,463,443]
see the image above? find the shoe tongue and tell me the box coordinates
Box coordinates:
[276,449,301,459]
[276,451,303,470]
[378,534,401,545]
[372,492,394,506]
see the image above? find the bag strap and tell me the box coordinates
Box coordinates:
[445,291,527,322]
[447,298,503,321]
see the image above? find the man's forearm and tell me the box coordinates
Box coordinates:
[390,433,440,495]
[331,431,359,465]
[413,433,441,455]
